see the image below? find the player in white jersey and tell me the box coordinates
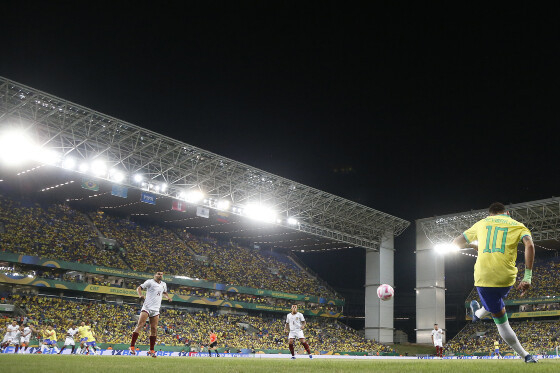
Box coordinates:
[1,320,20,353]
[18,323,34,354]
[284,305,312,359]
[431,323,444,358]
[129,271,171,357]
[59,323,79,354]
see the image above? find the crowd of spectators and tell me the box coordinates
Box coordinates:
[446,320,560,355]
[465,256,560,303]
[0,197,124,268]
[0,293,387,354]
[176,230,333,298]
[0,194,339,300]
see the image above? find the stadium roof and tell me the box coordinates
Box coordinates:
[0,76,409,251]
[418,198,560,252]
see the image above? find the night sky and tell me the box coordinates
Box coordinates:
[2,1,559,339]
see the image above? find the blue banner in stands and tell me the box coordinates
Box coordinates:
[111,185,128,198]
[141,192,156,205]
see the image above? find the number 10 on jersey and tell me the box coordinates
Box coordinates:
[484,226,508,254]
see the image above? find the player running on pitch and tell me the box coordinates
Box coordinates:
[452,202,537,363]
[129,271,171,357]
[431,323,444,358]
[77,321,90,355]
[0,320,20,353]
[59,323,79,354]
[284,305,312,359]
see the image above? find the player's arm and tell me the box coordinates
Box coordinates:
[284,321,289,333]
[163,291,172,302]
[300,320,306,330]
[137,285,145,300]
[452,235,469,249]
[517,235,535,296]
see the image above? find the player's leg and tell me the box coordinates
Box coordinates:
[131,311,149,354]
[299,337,312,357]
[288,337,295,358]
[148,314,159,357]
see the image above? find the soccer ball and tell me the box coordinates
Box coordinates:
[377,284,394,301]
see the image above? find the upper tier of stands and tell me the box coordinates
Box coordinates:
[0,195,337,299]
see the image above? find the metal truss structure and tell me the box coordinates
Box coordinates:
[0,76,409,250]
[419,198,560,244]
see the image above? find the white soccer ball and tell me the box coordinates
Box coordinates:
[377,284,394,301]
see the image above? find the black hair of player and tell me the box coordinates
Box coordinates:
[489,202,506,215]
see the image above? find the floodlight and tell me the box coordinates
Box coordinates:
[160,183,168,192]
[0,129,35,166]
[217,200,230,210]
[91,159,107,177]
[35,148,61,165]
[133,174,143,183]
[243,203,277,223]
[287,217,299,225]
[62,157,76,170]
[109,169,125,183]
[434,243,459,255]
[78,162,89,173]
[185,190,204,203]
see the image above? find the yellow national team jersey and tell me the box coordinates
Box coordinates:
[78,326,90,338]
[494,341,500,348]
[86,331,96,342]
[46,330,57,341]
[463,214,531,287]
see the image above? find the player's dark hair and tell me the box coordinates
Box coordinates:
[489,202,506,215]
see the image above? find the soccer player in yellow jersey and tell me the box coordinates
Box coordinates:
[85,326,100,355]
[40,325,60,354]
[77,322,91,355]
[452,202,537,363]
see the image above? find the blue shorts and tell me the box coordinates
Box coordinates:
[476,286,512,314]
[80,338,88,343]
[44,339,56,345]
[86,341,96,346]
[495,349,500,353]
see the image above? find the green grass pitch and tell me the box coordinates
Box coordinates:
[0,355,559,372]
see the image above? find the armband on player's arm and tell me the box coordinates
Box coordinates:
[522,269,532,284]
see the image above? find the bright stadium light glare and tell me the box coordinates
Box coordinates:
[35,148,61,165]
[91,159,107,177]
[287,217,299,225]
[62,157,76,170]
[109,169,125,183]
[0,129,35,166]
[78,162,89,173]
[217,200,230,210]
[434,243,460,255]
[243,203,277,223]
[161,183,168,192]
[185,190,204,203]
[133,174,143,183]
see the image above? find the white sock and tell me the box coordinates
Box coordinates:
[475,306,491,319]
[496,321,528,358]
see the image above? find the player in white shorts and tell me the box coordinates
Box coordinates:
[1,320,20,353]
[59,323,79,354]
[18,323,33,354]
[129,271,171,357]
[431,323,444,358]
[285,305,312,359]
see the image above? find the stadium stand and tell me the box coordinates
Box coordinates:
[0,293,390,354]
[0,194,338,299]
[446,320,560,355]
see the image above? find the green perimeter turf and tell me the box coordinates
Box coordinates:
[0,355,559,373]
